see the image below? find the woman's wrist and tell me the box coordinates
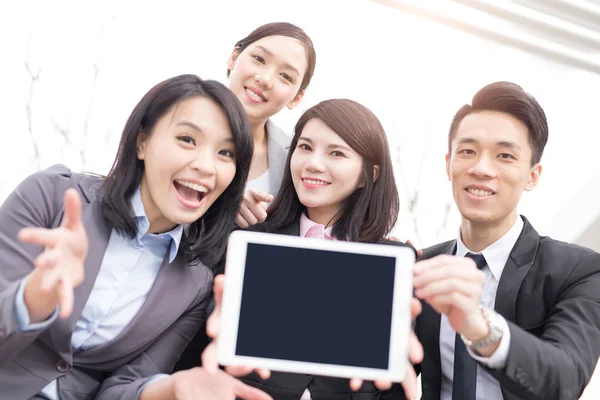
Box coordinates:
[23,270,60,323]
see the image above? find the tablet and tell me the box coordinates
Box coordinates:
[217,230,415,382]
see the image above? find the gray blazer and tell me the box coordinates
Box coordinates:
[265,119,291,196]
[0,165,213,400]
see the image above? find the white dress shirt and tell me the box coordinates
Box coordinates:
[246,168,272,194]
[15,188,183,400]
[439,216,524,400]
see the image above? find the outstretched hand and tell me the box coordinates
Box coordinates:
[19,188,88,321]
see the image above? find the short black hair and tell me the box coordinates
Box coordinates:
[448,81,548,165]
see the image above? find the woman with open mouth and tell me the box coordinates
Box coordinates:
[0,74,272,400]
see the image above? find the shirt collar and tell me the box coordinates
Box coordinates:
[299,213,335,240]
[131,188,184,263]
[456,215,524,280]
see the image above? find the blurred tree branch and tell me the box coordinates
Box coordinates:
[24,15,115,173]
[80,61,100,169]
[394,122,452,246]
[24,37,42,169]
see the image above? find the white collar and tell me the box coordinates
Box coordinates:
[456,216,524,280]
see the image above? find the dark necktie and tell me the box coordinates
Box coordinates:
[452,252,487,400]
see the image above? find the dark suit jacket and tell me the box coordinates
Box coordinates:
[0,165,213,400]
[412,216,600,400]
[179,217,416,400]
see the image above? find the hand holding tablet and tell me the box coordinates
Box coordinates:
[202,279,423,399]
[202,231,424,399]
[203,275,271,381]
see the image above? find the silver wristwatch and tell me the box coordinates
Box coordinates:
[460,306,504,349]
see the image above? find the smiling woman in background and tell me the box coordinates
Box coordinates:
[226,22,317,229]
[173,23,317,375]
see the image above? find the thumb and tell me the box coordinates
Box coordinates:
[234,380,274,400]
[213,275,225,307]
[62,188,83,231]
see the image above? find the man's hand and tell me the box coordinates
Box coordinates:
[388,236,423,258]
[413,255,487,340]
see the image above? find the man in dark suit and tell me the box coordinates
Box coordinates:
[410,81,600,400]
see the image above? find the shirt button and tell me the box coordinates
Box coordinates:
[56,359,70,373]
[135,243,143,249]
[112,280,120,288]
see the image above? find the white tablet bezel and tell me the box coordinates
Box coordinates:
[217,230,415,383]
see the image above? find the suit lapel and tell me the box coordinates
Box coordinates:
[265,120,289,196]
[494,216,539,322]
[279,218,300,237]
[420,303,442,400]
[46,178,111,357]
[418,218,539,399]
[493,217,539,400]
[76,252,198,363]
[419,240,456,400]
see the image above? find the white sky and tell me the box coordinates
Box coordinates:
[1,0,599,248]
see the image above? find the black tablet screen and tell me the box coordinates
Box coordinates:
[235,242,396,369]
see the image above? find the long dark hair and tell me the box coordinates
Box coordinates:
[265,99,399,243]
[227,22,317,95]
[102,74,253,266]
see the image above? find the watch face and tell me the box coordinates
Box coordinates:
[489,311,503,332]
[460,308,504,349]
[469,308,503,349]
